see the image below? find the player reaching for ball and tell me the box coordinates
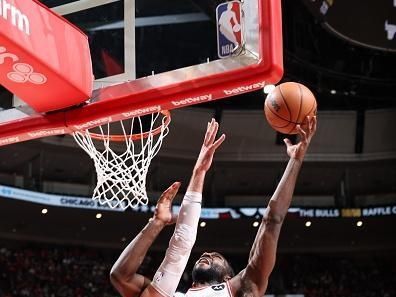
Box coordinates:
[184,116,317,297]
[110,116,317,297]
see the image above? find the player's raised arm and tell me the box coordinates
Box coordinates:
[142,119,225,297]
[110,182,181,297]
[230,116,317,297]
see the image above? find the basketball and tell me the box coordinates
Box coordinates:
[264,82,317,134]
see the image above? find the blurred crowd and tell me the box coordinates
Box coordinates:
[0,246,116,297]
[0,244,395,297]
[276,253,396,297]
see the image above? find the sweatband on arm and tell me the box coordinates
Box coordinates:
[151,191,202,297]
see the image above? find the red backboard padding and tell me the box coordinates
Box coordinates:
[0,0,92,113]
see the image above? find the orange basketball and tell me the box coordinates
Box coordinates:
[264,82,317,134]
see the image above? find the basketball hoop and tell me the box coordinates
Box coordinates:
[72,111,171,209]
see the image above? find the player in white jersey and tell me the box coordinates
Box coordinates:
[110,116,317,297]
[110,119,226,297]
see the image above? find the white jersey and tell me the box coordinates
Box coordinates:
[184,282,233,297]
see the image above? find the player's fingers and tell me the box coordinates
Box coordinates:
[158,182,181,203]
[167,182,181,200]
[297,125,307,142]
[311,116,317,133]
[307,115,312,130]
[204,119,216,145]
[305,116,311,134]
[203,121,211,145]
[208,121,219,144]
[283,138,292,147]
[307,116,315,136]
[212,133,226,150]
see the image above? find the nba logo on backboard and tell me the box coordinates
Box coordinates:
[216,1,243,58]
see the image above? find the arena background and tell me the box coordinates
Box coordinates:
[0,0,395,296]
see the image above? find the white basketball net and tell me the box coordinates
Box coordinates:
[72,112,170,209]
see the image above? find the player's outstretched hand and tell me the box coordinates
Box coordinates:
[194,118,226,172]
[284,116,317,161]
[152,182,180,226]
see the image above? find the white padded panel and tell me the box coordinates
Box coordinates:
[363,109,396,153]
[218,110,279,159]
[160,109,358,161]
[218,110,357,160]
[309,111,356,154]
[160,108,215,158]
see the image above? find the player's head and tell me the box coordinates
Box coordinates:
[192,252,235,286]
